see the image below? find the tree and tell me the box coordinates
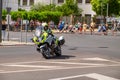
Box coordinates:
[30,0,82,24]
[56,0,82,24]
[56,0,82,16]
[31,3,56,12]
[2,9,7,20]
[91,0,120,16]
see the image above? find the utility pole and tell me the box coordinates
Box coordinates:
[6,7,11,41]
[106,3,109,24]
[0,0,2,43]
[106,3,109,17]
[101,1,103,24]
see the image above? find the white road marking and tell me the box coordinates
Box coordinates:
[49,73,119,80]
[1,57,118,65]
[86,73,119,80]
[1,61,106,66]
[0,64,120,74]
[0,57,120,74]
[5,64,61,68]
[83,57,110,61]
[83,57,120,64]
[42,61,105,66]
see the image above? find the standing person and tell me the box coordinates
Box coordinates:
[2,20,7,41]
[77,22,82,34]
[82,22,87,34]
[112,22,118,36]
[105,23,109,35]
[97,24,102,35]
[90,21,96,35]
[30,20,34,32]
[14,21,19,32]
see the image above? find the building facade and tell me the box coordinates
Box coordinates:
[18,0,96,24]
[2,0,96,24]
[3,0,96,17]
[18,0,96,16]
[2,0,18,11]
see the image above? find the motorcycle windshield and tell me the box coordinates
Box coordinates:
[35,27,42,37]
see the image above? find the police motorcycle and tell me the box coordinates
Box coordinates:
[32,27,65,59]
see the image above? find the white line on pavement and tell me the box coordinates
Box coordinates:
[41,61,105,66]
[0,70,4,72]
[1,57,119,65]
[0,61,106,67]
[82,57,110,61]
[0,64,120,74]
[5,64,62,68]
[49,73,119,80]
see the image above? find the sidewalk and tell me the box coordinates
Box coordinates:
[0,41,34,46]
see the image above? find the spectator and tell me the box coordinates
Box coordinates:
[61,22,69,33]
[112,22,118,36]
[58,20,65,33]
[77,21,82,34]
[49,20,55,29]
[90,21,96,35]
[2,20,7,41]
[101,24,107,35]
[14,21,19,32]
[82,22,88,34]
[97,24,102,35]
[30,20,34,32]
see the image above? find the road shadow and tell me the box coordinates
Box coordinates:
[51,55,76,59]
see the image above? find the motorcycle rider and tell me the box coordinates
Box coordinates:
[32,23,58,51]
[43,24,59,50]
[43,24,53,35]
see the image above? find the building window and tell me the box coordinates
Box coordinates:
[30,0,34,5]
[77,0,82,3]
[23,0,27,5]
[58,0,64,3]
[85,0,91,3]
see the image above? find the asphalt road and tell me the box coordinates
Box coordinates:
[0,33,120,80]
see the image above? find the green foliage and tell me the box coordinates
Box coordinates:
[2,10,7,20]
[91,0,120,16]
[10,11,23,20]
[31,0,82,16]
[31,3,56,12]
[108,0,120,16]
[56,0,82,16]
[18,8,26,11]
[10,11,62,24]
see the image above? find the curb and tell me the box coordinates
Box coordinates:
[0,41,35,46]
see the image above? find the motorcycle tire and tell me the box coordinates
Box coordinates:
[41,47,51,59]
[55,46,62,56]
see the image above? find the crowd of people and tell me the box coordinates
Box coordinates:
[57,20,120,36]
[1,19,120,40]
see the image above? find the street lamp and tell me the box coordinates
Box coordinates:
[6,7,11,41]
[0,0,2,43]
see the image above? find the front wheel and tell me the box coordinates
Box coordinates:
[41,47,51,59]
[55,46,62,56]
